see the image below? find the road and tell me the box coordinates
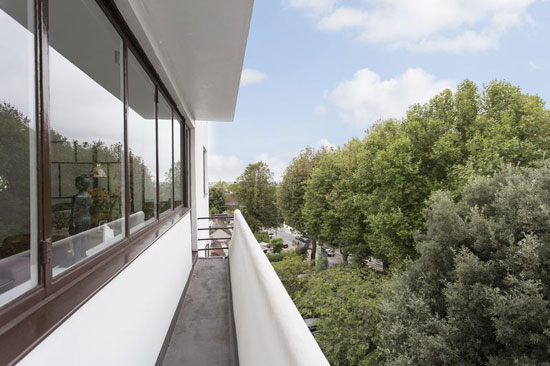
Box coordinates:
[271,227,343,267]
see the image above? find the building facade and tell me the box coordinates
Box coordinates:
[0,1,329,365]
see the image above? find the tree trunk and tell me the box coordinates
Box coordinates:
[341,249,349,263]
[310,239,317,264]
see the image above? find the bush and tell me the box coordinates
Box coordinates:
[295,244,309,258]
[270,237,284,253]
[316,252,328,271]
[254,231,270,243]
[267,252,286,262]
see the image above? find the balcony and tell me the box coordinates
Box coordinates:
[157,210,329,366]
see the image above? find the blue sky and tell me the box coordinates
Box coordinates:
[209,0,550,182]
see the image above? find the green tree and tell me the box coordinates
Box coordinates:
[279,147,325,260]
[294,267,384,366]
[270,237,284,253]
[271,252,310,298]
[209,183,227,215]
[234,162,280,232]
[380,162,550,366]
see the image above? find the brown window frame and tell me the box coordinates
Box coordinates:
[0,0,192,364]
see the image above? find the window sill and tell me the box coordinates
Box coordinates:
[0,206,191,365]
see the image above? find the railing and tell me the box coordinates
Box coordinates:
[196,215,234,257]
[228,210,329,366]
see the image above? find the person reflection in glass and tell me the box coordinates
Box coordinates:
[67,175,92,264]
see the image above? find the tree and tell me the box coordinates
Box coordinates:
[270,237,284,253]
[294,267,384,366]
[209,183,227,215]
[279,147,325,261]
[234,162,280,232]
[278,146,327,261]
[380,161,550,366]
[279,146,324,232]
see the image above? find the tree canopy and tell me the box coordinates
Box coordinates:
[302,80,550,266]
[234,161,280,232]
[380,162,550,366]
[209,183,227,215]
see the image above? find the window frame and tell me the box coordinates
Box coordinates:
[0,0,193,363]
[203,146,208,197]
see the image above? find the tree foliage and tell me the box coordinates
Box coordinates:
[302,80,550,266]
[209,183,227,215]
[380,162,550,366]
[234,162,280,232]
[279,146,324,233]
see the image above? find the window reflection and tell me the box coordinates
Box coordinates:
[174,119,182,207]
[49,0,125,275]
[158,94,173,215]
[128,52,156,232]
[0,0,38,306]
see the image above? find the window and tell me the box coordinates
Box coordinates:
[0,1,192,361]
[203,147,208,196]
[49,0,125,275]
[174,119,183,207]
[158,93,173,216]
[128,51,156,233]
[0,0,38,307]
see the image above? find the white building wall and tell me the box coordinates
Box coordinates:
[17,213,193,366]
[192,121,210,255]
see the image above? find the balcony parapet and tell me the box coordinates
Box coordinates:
[229,210,329,366]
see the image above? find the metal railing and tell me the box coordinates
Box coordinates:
[196,215,234,257]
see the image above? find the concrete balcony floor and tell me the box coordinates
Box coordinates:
[158,258,238,366]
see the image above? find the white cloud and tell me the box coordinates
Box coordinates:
[290,0,538,53]
[317,138,336,150]
[318,7,368,31]
[256,153,287,182]
[326,67,454,127]
[287,0,337,16]
[209,154,244,183]
[528,60,542,70]
[240,68,268,87]
[313,104,328,116]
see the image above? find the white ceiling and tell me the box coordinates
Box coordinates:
[115,0,254,124]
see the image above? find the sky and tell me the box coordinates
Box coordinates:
[209,0,550,183]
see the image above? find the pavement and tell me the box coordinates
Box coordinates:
[159,258,237,366]
[272,227,344,267]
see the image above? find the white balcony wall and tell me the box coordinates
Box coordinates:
[229,210,330,366]
[17,214,193,366]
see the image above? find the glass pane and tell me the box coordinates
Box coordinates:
[49,0,125,276]
[128,52,156,233]
[174,119,182,207]
[0,0,37,306]
[158,95,173,215]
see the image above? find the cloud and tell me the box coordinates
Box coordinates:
[317,138,336,150]
[528,60,542,70]
[313,104,328,116]
[256,153,287,182]
[240,68,268,87]
[287,0,337,17]
[318,7,368,31]
[289,0,538,53]
[209,154,244,183]
[326,67,454,127]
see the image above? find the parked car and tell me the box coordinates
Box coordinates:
[282,242,288,248]
[321,246,335,257]
[294,235,311,244]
